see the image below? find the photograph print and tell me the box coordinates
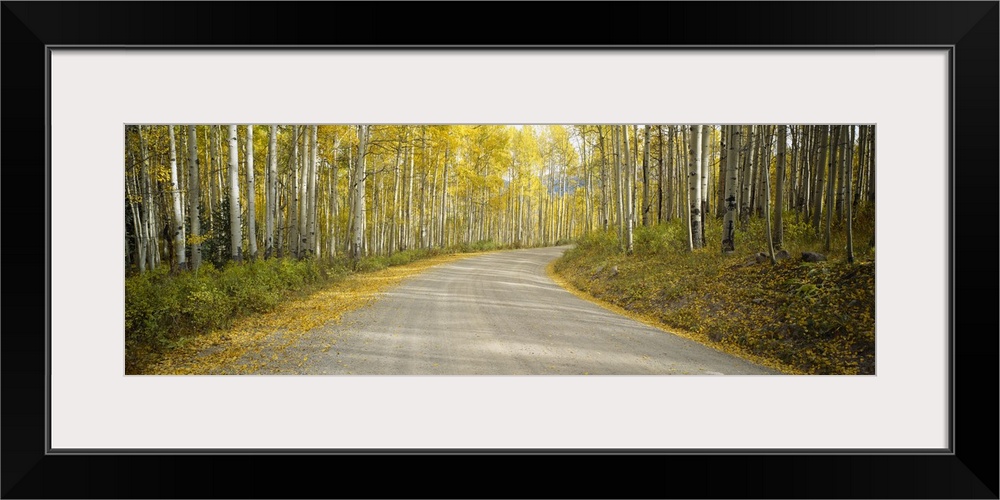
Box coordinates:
[125,123,875,376]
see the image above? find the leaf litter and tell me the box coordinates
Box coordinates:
[145,253,476,375]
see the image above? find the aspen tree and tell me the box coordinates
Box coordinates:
[688,125,703,250]
[187,125,201,270]
[773,124,786,249]
[265,125,277,259]
[722,125,740,253]
[228,125,242,262]
[246,125,257,260]
[168,126,187,271]
[352,125,369,260]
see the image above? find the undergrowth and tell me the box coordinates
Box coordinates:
[125,241,534,373]
[554,206,876,375]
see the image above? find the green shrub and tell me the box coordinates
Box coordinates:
[182,282,232,331]
[554,213,876,375]
[355,256,388,273]
[634,221,690,255]
[471,239,499,252]
[125,255,344,367]
[573,229,620,257]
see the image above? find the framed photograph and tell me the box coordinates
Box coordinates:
[4,2,996,498]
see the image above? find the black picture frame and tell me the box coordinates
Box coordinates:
[3,2,996,498]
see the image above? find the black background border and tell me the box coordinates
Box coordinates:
[3,2,997,498]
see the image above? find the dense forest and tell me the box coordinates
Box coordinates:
[125,124,874,272]
[125,124,875,374]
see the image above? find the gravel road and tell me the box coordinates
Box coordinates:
[247,246,778,375]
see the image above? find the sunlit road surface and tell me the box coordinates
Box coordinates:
[259,246,778,375]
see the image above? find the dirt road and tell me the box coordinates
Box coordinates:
[240,246,777,375]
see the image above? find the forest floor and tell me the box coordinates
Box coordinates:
[142,252,479,375]
[552,226,876,375]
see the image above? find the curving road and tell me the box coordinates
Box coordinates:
[251,246,777,375]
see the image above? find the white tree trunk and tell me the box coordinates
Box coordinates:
[688,125,703,249]
[406,141,415,249]
[836,125,847,222]
[137,127,153,271]
[722,126,740,253]
[299,127,309,256]
[440,146,449,248]
[266,125,277,259]
[228,124,242,262]
[187,125,201,270]
[288,126,299,258]
[352,125,369,259]
[825,125,837,251]
[613,126,624,245]
[330,137,339,257]
[307,125,318,256]
[763,130,777,265]
[622,125,634,253]
[642,125,651,227]
[208,126,219,235]
[665,126,674,222]
[700,125,711,247]
[168,126,187,271]
[740,126,754,228]
[812,125,828,233]
[773,125,786,249]
[246,125,257,260]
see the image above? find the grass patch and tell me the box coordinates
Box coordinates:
[553,207,876,375]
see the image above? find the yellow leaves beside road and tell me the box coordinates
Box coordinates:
[145,253,474,375]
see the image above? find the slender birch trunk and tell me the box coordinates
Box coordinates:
[187,125,201,270]
[622,126,634,252]
[266,125,277,259]
[613,126,624,245]
[228,125,242,262]
[773,124,786,249]
[700,124,710,247]
[167,126,187,272]
[406,140,415,249]
[246,125,257,260]
[582,129,593,232]
[307,125,318,256]
[330,137,340,257]
[352,125,369,260]
[835,124,847,223]
[209,126,219,238]
[658,126,665,224]
[598,127,608,231]
[666,126,674,222]
[688,125,703,250]
[825,125,838,251]
[811,125,828,233]
[143,128,160,270]
[440,145,449,248]
[740,126,754,229]
[288,126,299,258]
[722,125,739,253]
[642,125,651,227]
[763,135,777,265]
[299,127,309,256]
